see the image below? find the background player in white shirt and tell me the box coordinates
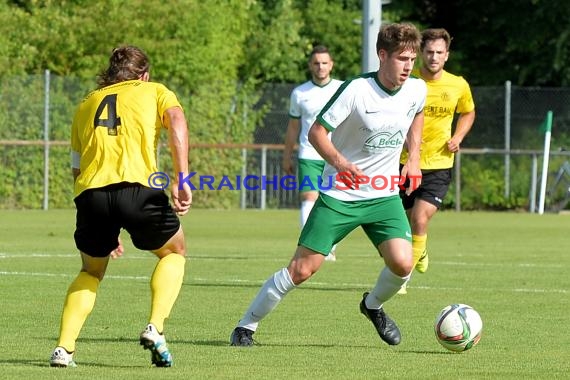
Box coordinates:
[283,45,343,261]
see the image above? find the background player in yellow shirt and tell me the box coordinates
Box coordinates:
[50,46,192,367]
[399,28,475,294]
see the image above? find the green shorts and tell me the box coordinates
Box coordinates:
[298,159,325,193]
[298,193,411,255]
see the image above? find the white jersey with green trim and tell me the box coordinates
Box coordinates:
[316,72,426,201]
[289,79,343,160]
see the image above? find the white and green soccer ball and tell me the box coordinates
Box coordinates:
[434,303,483,352]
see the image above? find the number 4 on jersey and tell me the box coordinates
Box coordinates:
[94,94,121,136]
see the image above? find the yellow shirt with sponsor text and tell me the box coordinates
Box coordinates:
[71,80,182,197]
[401,69,474,169]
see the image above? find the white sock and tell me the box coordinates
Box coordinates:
[237,268,296,331]
[300,200,315,227]
[365,267,410,309]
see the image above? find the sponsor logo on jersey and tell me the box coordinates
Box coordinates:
[363,130,404,152]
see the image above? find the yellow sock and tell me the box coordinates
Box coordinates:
[149,254,186,332]
[412,234,427,267]
[57,271,100,352]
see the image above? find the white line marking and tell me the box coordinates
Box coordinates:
[0,271,567,294]
[0,253,566,269]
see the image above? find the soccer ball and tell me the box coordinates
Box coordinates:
[434,303,482,352]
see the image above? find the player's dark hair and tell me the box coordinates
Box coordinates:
[97,45,150,88]
[309,44,333,61]
[376,23,421,56]
[421,28,452,51]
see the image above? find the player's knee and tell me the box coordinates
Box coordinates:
[288,261,317,285]
[402,261,414,276]
[391,263,413,277]
[289,269,312,285]
[81,268,106,281]
[411,217,429,232]
[154,229,186,257]
[79,253,108,281]
[153,244,186,258]
[288,246,322,284]
[385,252,414,276]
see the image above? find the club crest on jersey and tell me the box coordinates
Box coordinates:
[363,130,404,152]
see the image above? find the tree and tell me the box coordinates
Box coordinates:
[397,0,570,86]
[299,0,362,79]
[0,0,266,208]
[239,0,307,83]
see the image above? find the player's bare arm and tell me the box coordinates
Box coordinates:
[72,167,80,182]
[402,110,424,194]
[282,118,301,175]
[165,106,192,215]
[448,110,476,153]
[308,121,364,189]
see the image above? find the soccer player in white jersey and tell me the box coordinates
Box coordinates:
[282,45,343,261]
[230,23,426,347]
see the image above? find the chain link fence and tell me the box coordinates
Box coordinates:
[254,83,570,211]
[1,75,570,210]
[257,83,570,147]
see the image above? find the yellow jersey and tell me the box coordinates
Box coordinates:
[71,80,182,196]
[401,69,474,169]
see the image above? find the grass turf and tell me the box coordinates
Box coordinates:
[0,209,569,379]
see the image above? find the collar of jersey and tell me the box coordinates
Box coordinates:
[373,72,402,96]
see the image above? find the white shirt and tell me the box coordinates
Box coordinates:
[317,72,427,201]
[288,79,344,160]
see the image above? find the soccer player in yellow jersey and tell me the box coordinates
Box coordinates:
[50,46,192,368]
[399,28,475,294]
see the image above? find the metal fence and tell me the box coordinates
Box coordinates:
[257,82,570,149]
[1,74,570,211]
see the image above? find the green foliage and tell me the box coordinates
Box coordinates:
[399,0,570,86]
[443,151,570,212]
[0,0,265,209]
[1,0,570,209]
[0,3,41,76]
[240,0,307,82]
[0,76,45,139]
[451,157,512,210]
[299,0,362,79]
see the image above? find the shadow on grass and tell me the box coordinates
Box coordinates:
[71,335,400,349]
[1,348,449,369]
[0,358,142,368]
[184,281,369,292]
[41,335,445,351]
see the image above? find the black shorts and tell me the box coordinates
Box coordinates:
[400,168,452,210]
[74,182,180,257]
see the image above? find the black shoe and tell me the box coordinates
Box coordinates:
[359,292,401,345]
[230,327,254,347]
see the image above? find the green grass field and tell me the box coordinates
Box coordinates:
[1,209,569,379]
